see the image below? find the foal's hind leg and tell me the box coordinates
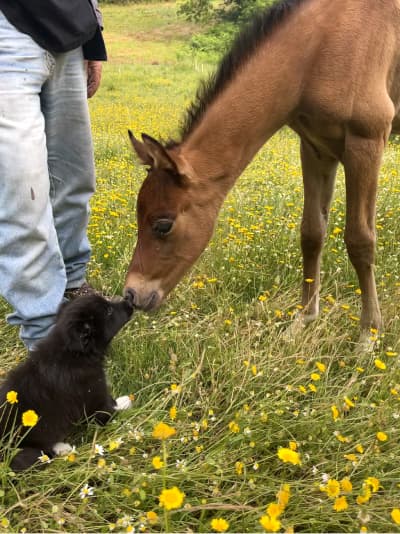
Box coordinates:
[299,140,338,323]
[343,134,385,341]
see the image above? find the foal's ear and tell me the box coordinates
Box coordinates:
[128,130,178,173]
[128,130,153,166]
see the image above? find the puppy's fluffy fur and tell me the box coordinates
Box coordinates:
[0,294,134,471]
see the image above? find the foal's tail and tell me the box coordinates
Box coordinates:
[9,447,52,471]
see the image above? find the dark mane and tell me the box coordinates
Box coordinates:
[172,0,306,146]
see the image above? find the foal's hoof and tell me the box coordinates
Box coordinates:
[356,330,378,355]
[282,314,306,342]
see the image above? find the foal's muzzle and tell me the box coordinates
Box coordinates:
[124,287,160,312]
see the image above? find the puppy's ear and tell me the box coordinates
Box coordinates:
[67,321,93,353]
[80,322,92,347]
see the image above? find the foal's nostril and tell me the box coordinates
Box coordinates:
[143,290,160,311]
[124,287,137,308]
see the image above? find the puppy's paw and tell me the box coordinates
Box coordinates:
[53,442,73,456]
[115,395,132,411]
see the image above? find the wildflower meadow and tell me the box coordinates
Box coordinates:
[0,3,400,532]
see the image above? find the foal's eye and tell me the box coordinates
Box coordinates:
[106,306,114,316]
[152,218,174,237]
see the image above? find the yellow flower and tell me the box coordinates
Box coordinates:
[109,438,123,451]
[356,488,372,505]
[335,432,350,443]
[158,486,185,510]
[277,447,301,465]
[6,390,18,404]
[391,509,400,525]
[340,478,353,493]
[316,361,326,372]
[152,456,164,470]
[97,458,106,469]
[260,515,281,532]
[210,518,229,532]
[310,372,320,381]
[266,502,283,519]
[365,477,380,493]
[235,461,244,475]
[376,431,388,442]
[276,484,290,508]
[331,405,340,422]
[152,422,176,440]
[38,453,51,464]
[228,421,240,433]
[344,453,358,462]
[333,496,348,512]
[325,479,340,498]
[1,518,10,528]
[374,359,386,370]
[67,451,77,462]
[146,511,159,525]
[170,383,182,393]
[22,409,38,427]
[343,396,355,409]
[169,406,177,421]
[288,441,297,451]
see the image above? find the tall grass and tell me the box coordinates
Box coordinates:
[1,3,400,532]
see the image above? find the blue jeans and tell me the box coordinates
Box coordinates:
[0,11,95,349]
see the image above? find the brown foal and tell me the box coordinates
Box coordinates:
[125,0,400,340]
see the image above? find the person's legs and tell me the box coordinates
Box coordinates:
[42,49,95,291]
[0,11,66,348]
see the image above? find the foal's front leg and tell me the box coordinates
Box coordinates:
[299,139,338,323]
[284,139,337,340]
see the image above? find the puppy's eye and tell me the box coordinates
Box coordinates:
[152,218,174,237]
[106,306,114,316]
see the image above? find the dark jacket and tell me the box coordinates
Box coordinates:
[0,0,107,60]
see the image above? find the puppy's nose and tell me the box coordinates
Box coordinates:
[124,287,137,308]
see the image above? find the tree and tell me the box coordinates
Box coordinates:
[217,0,274,23]
[178,0,275,24]
[177,0,213,22]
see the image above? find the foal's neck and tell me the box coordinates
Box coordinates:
[179,13,312,192]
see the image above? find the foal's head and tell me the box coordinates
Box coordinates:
[124,132,219,310]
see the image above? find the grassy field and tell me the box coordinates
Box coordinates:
[1,2,400,532]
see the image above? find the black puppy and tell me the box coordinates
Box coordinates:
[0,294,134,471]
